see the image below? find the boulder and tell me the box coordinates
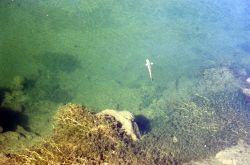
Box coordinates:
[246,77,250,85]
[97,109,141,141]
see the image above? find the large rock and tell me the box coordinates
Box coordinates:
[97,109,141,141]
[241,78,250,101]
[246,77,250,85]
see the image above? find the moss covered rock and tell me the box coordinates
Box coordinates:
[2,104,178,164]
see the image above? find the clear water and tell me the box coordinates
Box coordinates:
[1,0,250,162]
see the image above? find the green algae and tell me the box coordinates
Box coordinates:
[1,104,179,164]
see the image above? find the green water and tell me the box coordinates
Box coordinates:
[2,0,249,110]
[1,0,250,162]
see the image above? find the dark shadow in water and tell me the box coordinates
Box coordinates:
[30,52,79,103]
[23,77,36,91]
[134,115,151,134]
[0,88,10,105]
[0,107,30,132]
[23,72,74,103]
[38,52,81,73]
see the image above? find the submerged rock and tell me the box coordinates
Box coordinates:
[246,77,250,85]
[172,136,178,144]
[242,88,250,97]
[1,104,178,165]
[215,140,250,165]
[241,78,250,101]
[186,139,250,165]
[97,109,141,141]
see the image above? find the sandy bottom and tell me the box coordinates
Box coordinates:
[186,140,250,165]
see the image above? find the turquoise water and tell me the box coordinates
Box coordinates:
[1,0,250,162]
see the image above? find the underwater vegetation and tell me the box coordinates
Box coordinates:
[28,52,81,103]
[139,91,250,162]
[0,71,73,109]
[140,97,219,162]
[1,104,179,165]
[136,65,250,162]
[196,66,240,94]
[138,85,166,110]
[1,76,29,113]
[1,52,79,105]
[0,74,70,152]
[26,71,74,103]
[0,62,249,164]
[0,76,31,133]
[0,64,249,164]
[0,76,37,152]
[1,0,250,163]
[0,52,81,154]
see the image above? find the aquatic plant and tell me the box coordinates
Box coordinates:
[9,76,24,91]
[25,71,74,103]
[196,66,240,94]
[1,76,29,112]
[139,96,221,162]
[1,91,28,112]
[172,97,218,132]
[2,104,178,164]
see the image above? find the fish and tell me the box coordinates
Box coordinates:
[145,58,153,81]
